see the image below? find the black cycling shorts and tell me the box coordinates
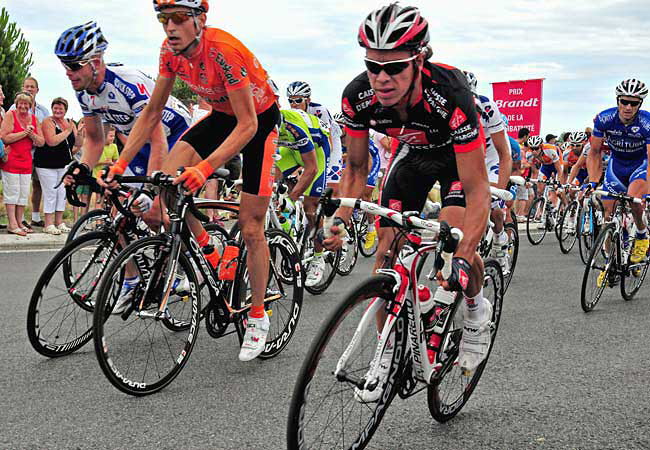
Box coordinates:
[180,104,280,196]
[379,145,466,228]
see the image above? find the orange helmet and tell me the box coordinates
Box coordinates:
[153,0,209,13]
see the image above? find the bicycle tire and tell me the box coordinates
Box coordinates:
[335,221,359,276]
[93,235,201,396]
[303,225,340,295]
[620,254,650,301]
[232,229,304,359]
[358,215,378,257]
[287,274,406,450]
[581,223,616,312]
[503,222,519,292]
[66,208,111,243]
[526,197,547,245]
[27,231,118,357]
[559,201,579,254]
[427,259,504,422]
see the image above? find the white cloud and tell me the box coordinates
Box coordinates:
[2,0,648,136]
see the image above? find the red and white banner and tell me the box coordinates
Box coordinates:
[491,79,544,139]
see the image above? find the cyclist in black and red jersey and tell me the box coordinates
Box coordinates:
[324,3,491,394]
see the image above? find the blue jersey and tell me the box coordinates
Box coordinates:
[509,136,521,163]
[593,108,650,161]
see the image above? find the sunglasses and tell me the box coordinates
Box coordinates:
[61,60,92,72]
[288,98,305,104]
[157,11,198,25]
[618,98,641,107]
[364,54,418,76]
[530,146,541,151]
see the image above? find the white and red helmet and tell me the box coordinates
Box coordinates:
[153,0,209,12]
[358,3,429,52]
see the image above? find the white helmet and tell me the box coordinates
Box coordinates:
[333,112,345,125]
[568,131,588,144]
[463,71,478,94]
[527,136,543,148]
[615,78,648,99]
[286,81,311,98]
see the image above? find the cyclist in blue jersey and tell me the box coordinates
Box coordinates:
[55,22,191,185]
[587,78,650,264]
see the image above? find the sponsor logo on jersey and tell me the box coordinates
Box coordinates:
[136,83,150,96]
[240,67,247,78]
[388,199,402,211]
[358,89,374,100]
[449,107,467,130]
[113,77,136,100]
[342,98,355,119]
[631,126,640,133]
[215,52,240,86]
[450,181,463,192]
[386,128,428,145]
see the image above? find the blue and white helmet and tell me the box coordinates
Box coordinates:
[463,71,478,94]
[55,21,108,63]
[287,81,311,98]
[615,78,648,99]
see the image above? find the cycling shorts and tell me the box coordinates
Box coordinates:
[485,153,500,184]
[379,145,465,228]
[574,168,588,186]
[325,137,341,185]
[603,157,647,195]
[180,104,280,196]
[275,145,327,198]
[539,164,557,181]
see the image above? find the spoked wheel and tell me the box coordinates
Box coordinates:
[357,213,378,257]
[559,201,579,254]
[621,253,650,301]
[27,231,119,357]
[287,275,406,450]
[427,259,504,422]
[93,235,201,396]
[577,206,596,265]
[526,197,547,245]
[303,227,340,295]
[66,209,111,243]
[581,223,616,312]
[234,229,304,359]
[503,222,519,292]
[335,221,359,276]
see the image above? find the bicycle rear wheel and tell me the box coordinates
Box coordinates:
[287,274,406,450]
[577,206,592,265]
[358,214,378,257]
[621,257,650,301]
[559,201,579,254]
[581,223,616,312]
[427,259,504,422]
[66,208,111,243]
[93,235,201,396]
[303,227,340,295]
[526,197,547,245]
[27,231,118,357]
[503,222,519,292]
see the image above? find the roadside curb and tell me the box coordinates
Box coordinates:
[0,232,67,251]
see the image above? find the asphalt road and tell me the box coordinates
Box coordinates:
[3,237,650,450]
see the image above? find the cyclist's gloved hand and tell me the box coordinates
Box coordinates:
[131,189,155,214]
[438,257,472,292]
[174,160,214,193]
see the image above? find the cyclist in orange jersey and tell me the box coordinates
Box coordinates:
[105,0,281,362]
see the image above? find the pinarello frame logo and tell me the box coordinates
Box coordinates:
[449,107,467,130]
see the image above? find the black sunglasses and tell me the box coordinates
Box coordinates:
[157,11,199,25]
[364,55,418,76]
[288,98,305,104]
[61,60,92,72]
[618,98,641,107]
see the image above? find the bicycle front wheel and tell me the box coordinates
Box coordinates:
[503,222,519,292]
[559,201,579,254]
[581,223,616,312]
[93,235,201,396]
[66,208,111,243]
[621,256,650,301]
[526,197,547,245]
[428,259,504,422]
[287,275,406,450]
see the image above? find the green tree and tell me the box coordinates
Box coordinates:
[0,7,34,110]
[171,77,196,108]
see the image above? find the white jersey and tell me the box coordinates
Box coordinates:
[308,101,342,183]
[369,129,392,169]
[77,64,191,140]
[475,94,506,183]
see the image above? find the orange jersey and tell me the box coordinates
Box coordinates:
[159,28,275,116]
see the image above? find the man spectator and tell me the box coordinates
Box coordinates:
[545,133,558,145]
[10,77,50,229]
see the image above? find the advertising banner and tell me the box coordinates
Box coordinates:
[491,79,544,138]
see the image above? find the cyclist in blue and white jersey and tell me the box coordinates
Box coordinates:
[287,81,343,192]
[55,22,191,181]
[464,71,512,269]
[588,79,650,263]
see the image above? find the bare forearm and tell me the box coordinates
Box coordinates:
[586,153,601,182]
[120,108,162,164]
[336,164,368,222]
[291,167,318,199]
[3,131,28,144]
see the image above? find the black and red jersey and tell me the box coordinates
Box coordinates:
[341,61,484,155]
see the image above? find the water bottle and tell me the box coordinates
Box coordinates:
[278,214,291,234]
[218,245,240,281]
[424,287,456,364]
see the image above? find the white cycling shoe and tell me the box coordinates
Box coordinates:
[238,313,270,362]
[305,256,325,287]
[355,341,393,403]
[458,299,494,373]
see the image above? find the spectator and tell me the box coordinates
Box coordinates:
[10,77,50,229]
[0,92,45,236]
[545,133,558,145]
[92,125,119,208]
[515,127,532,221]
[36,97,82,235]
[0,83,6,126]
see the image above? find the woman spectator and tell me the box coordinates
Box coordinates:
[0,92,44,236]
[36,97,82,235]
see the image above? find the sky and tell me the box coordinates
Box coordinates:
[3,0,650,137]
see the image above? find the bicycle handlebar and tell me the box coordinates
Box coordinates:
[593,189,644,204]
[490,186,513,202]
